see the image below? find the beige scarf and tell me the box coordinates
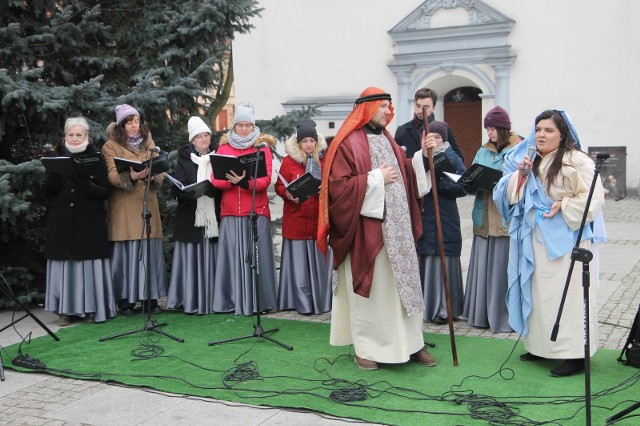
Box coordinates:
[190,152,218,238]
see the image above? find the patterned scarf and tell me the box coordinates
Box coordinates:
[190,151,218,238]
[127,133,144,149]
[227,126,260,150]
[367,132,423,316]
[305,154,322,180]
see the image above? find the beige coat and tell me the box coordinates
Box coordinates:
[102,123,164,241]
[473,131,522,237]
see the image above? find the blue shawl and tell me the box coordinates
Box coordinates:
[492,111,605,336]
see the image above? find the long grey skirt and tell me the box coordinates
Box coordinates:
[45,259,117,322]
[463,235,513,333]
[277,239,332,314]
[167,236,217,314]
[213,216,277,315]
[110,239,167,304]
[419,254,464,322]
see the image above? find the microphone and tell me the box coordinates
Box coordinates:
[148,147,161,153]
[522,145,537,178]
[596,152,610,160]
[255,142,269,148]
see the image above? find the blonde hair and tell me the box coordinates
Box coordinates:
[64,117,89,134]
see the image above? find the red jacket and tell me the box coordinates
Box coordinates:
[275,155,325,240]
[211,133,276,219]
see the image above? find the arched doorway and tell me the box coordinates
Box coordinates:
[443,87,482,168]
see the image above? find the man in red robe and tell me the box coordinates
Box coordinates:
[318,87,436,370]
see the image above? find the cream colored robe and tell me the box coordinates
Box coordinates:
[330,137,425,363]
[507,150,604,358]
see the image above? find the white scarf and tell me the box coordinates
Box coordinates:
[190,152,218,238]
[65,140,89,154]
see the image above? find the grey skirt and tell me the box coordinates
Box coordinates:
[213,215,277,315]
[462,235,513,333]
[45,258,117,322]
[167,235,217,314]
[277,239,331,314]
[110,239,167,304]
[419,254,464,322]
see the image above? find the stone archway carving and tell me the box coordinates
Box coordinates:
[388,0,516,122]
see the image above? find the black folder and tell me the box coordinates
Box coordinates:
[164,173,214,199]
[281,172,321,203]
[114,153,170,177]
[41,152,108,182]
[425,151,457,178]
[210,151,267,180]
[444,163,503,192]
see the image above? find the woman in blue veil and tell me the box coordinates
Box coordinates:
[493,110,606,377]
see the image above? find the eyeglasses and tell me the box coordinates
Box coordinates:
[235,123,254,130]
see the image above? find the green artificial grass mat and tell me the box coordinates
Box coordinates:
[4,312,640,425]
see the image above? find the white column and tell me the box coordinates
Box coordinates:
[494,65,511,111]
[395,70,413,123]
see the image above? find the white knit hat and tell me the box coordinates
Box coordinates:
[232,104,255,127]
[188,116,212,141]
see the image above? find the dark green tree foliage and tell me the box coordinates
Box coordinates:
[1,0,261,160]
[0,0,261,304]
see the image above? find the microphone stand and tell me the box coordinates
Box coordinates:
[549,152,609,426]
[0,279,59,342]
[209,147,292,350]
[100,152,183,343]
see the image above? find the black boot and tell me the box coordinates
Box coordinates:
[118,300,135,316]
[520,352,544,361]
[550,359,585,377]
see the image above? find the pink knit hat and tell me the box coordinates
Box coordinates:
[115,104,139,126]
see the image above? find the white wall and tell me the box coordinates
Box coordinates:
[234,0,640,190]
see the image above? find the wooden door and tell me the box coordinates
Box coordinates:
[443,87,483,168]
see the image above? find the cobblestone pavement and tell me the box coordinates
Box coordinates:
[1,195,638,425]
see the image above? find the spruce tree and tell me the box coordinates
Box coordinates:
[0,0,261,161]
[0,0,261,301]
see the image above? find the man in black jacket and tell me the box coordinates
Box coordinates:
[394,87,464,160]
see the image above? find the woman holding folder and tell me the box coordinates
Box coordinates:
[166,117,220,314]
[275,119,331,315]
[210,105,278,315]
[42,117,116,325]
[413,121,466,325]
[102,104,166,315]
[463,106,521,333]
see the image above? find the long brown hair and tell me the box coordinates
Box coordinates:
[495,127,511,152]
[113,115,150,147]
[532,110,585,193]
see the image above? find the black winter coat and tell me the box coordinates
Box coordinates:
[416,146,467,256]
[41,144,111,260]
[394,113,464,161]
[172,143,221,243]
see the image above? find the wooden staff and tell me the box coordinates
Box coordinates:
[422,106,458,366]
